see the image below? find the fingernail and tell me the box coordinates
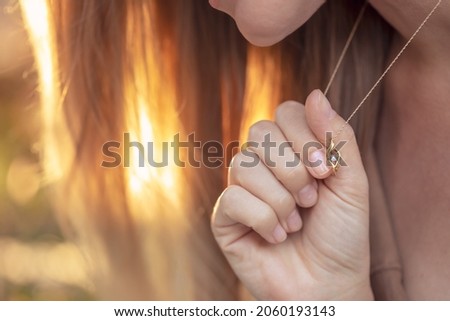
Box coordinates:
[310,149,329,176]
[287,209,302,232]
[272,224,287,243]
[298,184,317,207]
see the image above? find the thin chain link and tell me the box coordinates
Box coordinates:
[324,2,368,96]
[325,0,443,141]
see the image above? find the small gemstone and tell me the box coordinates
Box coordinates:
[328,149,340,165]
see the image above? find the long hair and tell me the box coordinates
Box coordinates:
[21,0,393,299]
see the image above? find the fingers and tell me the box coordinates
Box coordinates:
[229,152,302,233]
[275,100,333,179]
[246,120,318,207]
[212,185,287,246]
[305,90,368,194]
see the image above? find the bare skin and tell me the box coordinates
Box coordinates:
[368,0,450,300]
[212,92,373,300]
[211,0,450,299]
[375,27,450,299]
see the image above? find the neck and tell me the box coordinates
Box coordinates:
[386,32,450,114]
[380,29,450,149]
[374,0,450,143]
[370,0,450,62]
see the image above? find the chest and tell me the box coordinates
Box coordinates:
[375,79,450,299]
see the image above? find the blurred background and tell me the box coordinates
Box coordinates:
[0,0,92,300]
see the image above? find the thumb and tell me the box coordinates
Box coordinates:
[305,89,368,194]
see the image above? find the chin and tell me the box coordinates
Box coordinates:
[216,0,325,47]
[239,31,287,47]
[234,19,293,47]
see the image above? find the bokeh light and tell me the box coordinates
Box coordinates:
[0,0,93,300]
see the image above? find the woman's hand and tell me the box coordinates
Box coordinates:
[211,90,373,300]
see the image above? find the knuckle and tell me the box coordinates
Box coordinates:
[212,185,243,228]
[274,192,296,215]
[229,152,261,183]
[278,164,306,182]
[253,205,276,231]
[248,120,275,141]
[275,100,304,123]
[215,185,242,223]
[229,152,247,170]
[219,185,242,209]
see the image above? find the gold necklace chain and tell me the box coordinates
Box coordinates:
[324,2,369,96]
[325,0,443,141]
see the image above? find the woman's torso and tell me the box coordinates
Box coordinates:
[375,37,450,299]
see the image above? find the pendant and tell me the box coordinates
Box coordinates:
[326,139,341,174]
